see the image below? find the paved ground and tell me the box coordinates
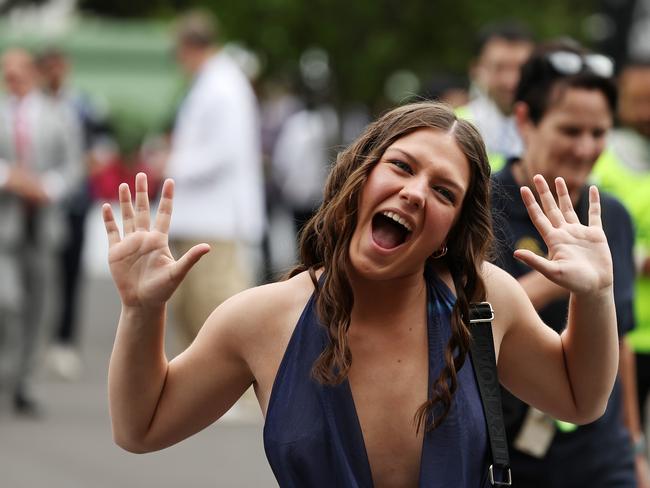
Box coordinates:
[0,205,279,488]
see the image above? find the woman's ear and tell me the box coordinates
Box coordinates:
[513,102,533,144]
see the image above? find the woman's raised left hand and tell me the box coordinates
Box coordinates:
[514,174,613,296]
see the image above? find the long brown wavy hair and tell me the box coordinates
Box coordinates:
[287,101,493,432]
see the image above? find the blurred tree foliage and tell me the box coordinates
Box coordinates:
[79,0,599,109]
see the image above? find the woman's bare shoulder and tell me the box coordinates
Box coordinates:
[231,270,315,312]
[478,261,544,342]
[204,269,317,342]
[479,262,530,319]
[480,261,521,296]
[198,270,319,387]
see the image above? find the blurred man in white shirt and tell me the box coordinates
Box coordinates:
[167,10,265,346]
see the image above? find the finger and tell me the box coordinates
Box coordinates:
[588,185,602,228]
[119,182,135,235]
[555,177,579,224]
[102,203,121,245]
[153,178,174,234]
[513,249,557,278]
[171,244,211,283]
[520,185,554,238]
[134,172,150,231]
[533,174,564,227]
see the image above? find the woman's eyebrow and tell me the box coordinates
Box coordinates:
[384,147,417,163]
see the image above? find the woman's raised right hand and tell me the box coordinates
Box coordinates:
[102,172,210,310]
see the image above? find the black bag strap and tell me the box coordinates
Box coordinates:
[469,302,512,486]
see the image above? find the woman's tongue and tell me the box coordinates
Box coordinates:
[372,216,406,249]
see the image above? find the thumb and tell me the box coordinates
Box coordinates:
[171,243,211,282]
[513,249,555,278]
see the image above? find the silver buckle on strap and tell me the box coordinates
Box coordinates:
[469,302,495,323]
[488,465,512,486]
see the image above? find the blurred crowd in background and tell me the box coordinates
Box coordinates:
[2,0,650,485]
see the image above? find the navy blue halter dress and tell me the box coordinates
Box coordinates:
[263,273,490,487]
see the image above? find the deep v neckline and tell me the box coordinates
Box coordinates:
[339,277,443,487]
[262,269,490,488]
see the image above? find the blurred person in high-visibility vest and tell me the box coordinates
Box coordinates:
[456,21,534,171]
[166,10,265,348]
[0,48,83,415]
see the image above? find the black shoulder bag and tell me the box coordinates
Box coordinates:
[469,302,512,486]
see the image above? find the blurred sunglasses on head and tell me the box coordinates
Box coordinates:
[546,51,614,78]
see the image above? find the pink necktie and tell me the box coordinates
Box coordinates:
[13,99,30,166]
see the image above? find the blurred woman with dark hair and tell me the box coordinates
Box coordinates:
[492,40,645,486]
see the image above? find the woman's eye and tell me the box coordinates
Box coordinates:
[434,186,456,203]
[391,160,413,174]
[560,127,581,138]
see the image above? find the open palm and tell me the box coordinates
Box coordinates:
[102,173,210,309]
[514,175,613,295]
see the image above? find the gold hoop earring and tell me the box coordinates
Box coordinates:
[431,245,447,259]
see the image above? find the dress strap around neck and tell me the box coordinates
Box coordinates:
[308,267,319,291]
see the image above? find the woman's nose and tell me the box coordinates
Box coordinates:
[399,178,427,208]
[573,134,601,162]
